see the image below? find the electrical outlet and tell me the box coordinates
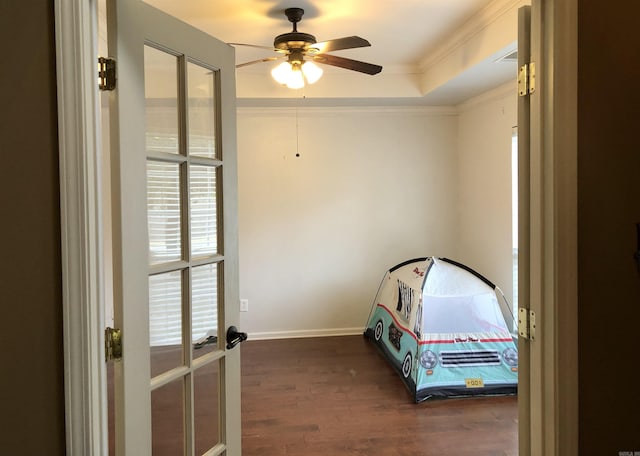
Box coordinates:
[240,299,249,312]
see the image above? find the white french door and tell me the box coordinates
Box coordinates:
[106,0,241,454]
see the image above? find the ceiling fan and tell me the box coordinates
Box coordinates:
[230,7,383,88]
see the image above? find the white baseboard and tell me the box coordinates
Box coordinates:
[247,327,364,341]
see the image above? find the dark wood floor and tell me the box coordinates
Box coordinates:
[241,335,518,456]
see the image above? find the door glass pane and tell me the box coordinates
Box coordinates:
[187,62,217,159]
[152,378,185,455]
[148,161,182,265]
[145,46,179,155]
[194,361,221,454]
[192,263,219,359]
[190,165,218,257]
[149,271,183,378]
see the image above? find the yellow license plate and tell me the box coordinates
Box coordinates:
[465,378,484,388]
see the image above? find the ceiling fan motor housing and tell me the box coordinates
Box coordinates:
[274,7,317,52]
[274,32,317,51]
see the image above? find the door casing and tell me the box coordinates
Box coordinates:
[55,0,579,454]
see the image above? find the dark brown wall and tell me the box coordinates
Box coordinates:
[578,1,640,454]
[0,1,66,454]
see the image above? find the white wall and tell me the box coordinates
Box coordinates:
[237,107,459,338]
[456,82,518,323]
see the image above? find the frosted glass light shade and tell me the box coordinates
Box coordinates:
[271,59,323,88]
[271,62,292,85]
[286,65,305,89]
[301,61,323,84]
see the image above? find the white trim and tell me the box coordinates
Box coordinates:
[523,1,578,455]
[55,0,106,455]
[248,327,364,341]
[541,0,579,453]
[237,105,459,117]
[516,7,532,455]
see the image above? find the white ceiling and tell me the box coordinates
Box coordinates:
[144,0,524,106]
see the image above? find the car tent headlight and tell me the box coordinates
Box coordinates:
[419,350,438,369]
[502,347,518,367]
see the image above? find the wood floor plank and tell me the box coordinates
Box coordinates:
[241,335,517,455]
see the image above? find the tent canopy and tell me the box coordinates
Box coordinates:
[364,257,518,402]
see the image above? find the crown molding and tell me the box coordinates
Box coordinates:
[419,0,528,71]
[237,105,459,116]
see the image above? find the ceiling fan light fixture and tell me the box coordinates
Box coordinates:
[271,59,321,89]
[271,61,292,85]
[285,64,305,89]
[301,60,323,84]
[237,8,383,85]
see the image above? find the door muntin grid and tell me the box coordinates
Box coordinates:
[144,43,224,455]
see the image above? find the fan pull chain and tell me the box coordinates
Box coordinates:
[295,106,300,157]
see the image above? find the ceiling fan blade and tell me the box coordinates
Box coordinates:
[312,54,382,75]
[309,36,371,53]
[236,56,284,68]
[228,42,278,52]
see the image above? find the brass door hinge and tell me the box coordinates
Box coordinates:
[518,307,536,341]
[98,57,116,91]
[518,62,536,96]
[105,327,123,362]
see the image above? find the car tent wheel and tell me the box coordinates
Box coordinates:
[374,320,383,341]
[402,352,413,378]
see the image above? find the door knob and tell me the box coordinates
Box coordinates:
[226,326,248,349]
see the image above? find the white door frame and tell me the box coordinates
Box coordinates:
[55,0,579,454]
[55,0,108,454]
[527,0,579,454]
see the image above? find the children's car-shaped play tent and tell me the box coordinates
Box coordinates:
[364,257,518,402]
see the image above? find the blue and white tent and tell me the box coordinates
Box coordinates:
[364,257,518,402]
